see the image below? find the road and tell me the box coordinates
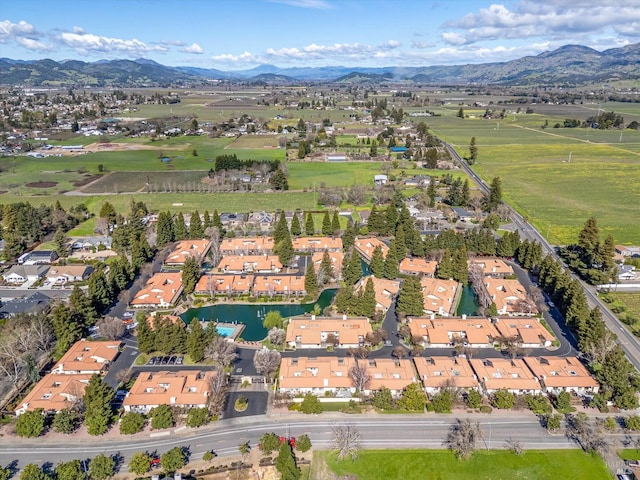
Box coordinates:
[445,142,640,372]
[0,414,581,469]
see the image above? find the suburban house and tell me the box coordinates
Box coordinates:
[408,316,499,348]
[285,315,372,349]
[278,356,354,397]
[246,211,274,232]
[470,258,514,278]
[253,275,306,297]
[219,213,247,230]
[354,276,401,313]
[354,237,389,263]
[129,272,184,309]
[420,278,461,316]
[164,239,212,267]
[51,340,121,375]
[450,207,474,222]
[70,236,112,252]
[293,237,343,253]
[218,254,282,274]
[618,265,638,281]
[493,317,555,348]
[364,358,418,397]
[522,356,599,395]
[18,250,58,265]
[312,250,344,277]
[2,265,49,284]
[469,358,542,395]
[46,265,93,284]
[220,237,274,255]
[194,274,255,296]
[414,356,479,394]
[374,174,388,185]
[122,370,215,414]
[399,257,437,277]
[15,374,92,416]
[0,292,53,318]
[482,278,538,316]
[615,245,640,258]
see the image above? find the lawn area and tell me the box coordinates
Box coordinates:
[315,449,612,480]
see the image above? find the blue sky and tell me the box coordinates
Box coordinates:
[1,0,639,69]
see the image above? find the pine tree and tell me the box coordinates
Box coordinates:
[383,247,399,279]
[436,249,454,279]
[53,227,69,258]
[137,317,155,354]
[383,205,398,235]
[341,224,357,250]
[361,277,377,319]
[331,211,341,234]
[182,256,201,295]
[275,441,301,480]
[461,179,470,206]
[203,210,211,229]
[84,374,114,436]
[290,212,302,236]
[275,229,294,266]
[212,209,222,229]
[367,204,384,233]
[156,211,174,247]
[88,269,113,312]
[396,276,424,317]
[305,212,315,236]
[321,211,332,235]
[51,304,82,359]
[187,320,206,362]
[319,250,334,284]
[304,262,319,297]
[392,230,406,260]
[344,252,363,286]
[273,212,289,245]
[452,246,468,284]
[189,210,204,239]
[174,212,188,240]
[486,177,503,211]
[468,136,477,165]
[369,245,385,278]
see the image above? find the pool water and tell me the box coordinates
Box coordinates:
[216,326,236,337]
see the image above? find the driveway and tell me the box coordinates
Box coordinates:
[223,391,269,419]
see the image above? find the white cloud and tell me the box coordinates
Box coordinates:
[56,29,168,56]
[0,19,52,52]
[266,0,331,8]
[180,43,204,54]
[441,32,469,46]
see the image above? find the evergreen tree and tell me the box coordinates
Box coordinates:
[427,181,437,208]
[486,177,503,211]
[88,269,113,312]
[154,315,173,353]
[343,252,363,286]
[137,317,154,354]
[51,304,83,359]
[187,320,205,363]
[304,262,319,297]
[203,210,211,230]
[53,227,69,258]
[321,211,332,235]
[212,209,222,229]
[383,205,398,235]
[452,246,468,284]
[182,256,201,295]
[461,179,470,206]
[274,230,294,266]
[109,256,131,292]
[305,212,315,236]
[367,204,384,233]
[361,278,377,319]
[275,441,302,480]
[369,245,385,278]
[331,210,341,234]
[84,374,114,436]
[69,285,98,326]
[290,212,302,236]
[396,276,424,316]
[273,212,290,245]
[341,224,357,250]
[189,210,204,239]
[468,137,477,164]
[392,230,406,260]
[174,212,188,240]
[382,247,399,280]
[436,250,454,279]
[319,250,334,284]
[156,212,174,247]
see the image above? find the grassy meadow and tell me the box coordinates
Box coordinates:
[315,449,612,480]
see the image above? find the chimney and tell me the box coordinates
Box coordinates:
[462,314,467,320]
[311,315,315,320]
[343,314,347,320]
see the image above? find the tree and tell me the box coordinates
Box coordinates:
[321,211,332,235]
[319,250,334,284]
[20,464,51,480]
[290,212,302,236]
[253,348,281,382]
[202,451,216,462]
[207,368,229,416]
[486,177,503,211]
[344,251,363,286]
[205,336,238,366]
[128,453,152,476]
[304,262,319,297]
[182,256,200,295]
[55,460,84,480]
[331,210,341,234]
[431,390,455,413]
[331,424,361,461]
[466,389,482,409]
[372,386,394,410]
[187,320,206,363]
[173,213,188,240]
[160,447,187,473]
[84,374,114,436]
[382,247,399,279]
[348,360,371,394]
[369,246,385,278]
[296,434,312,453]
[305,212,315,236]
[52,408,79,434]
[88,454,115,480]
[150,404,174,430]
[445,419,482,459]
[267,327,286,348]
[53,227,69,258]
[16,409,45,438]
[259,432,282,454]
[269,169,289,190]
[189,211,204,239]
[491,390,515,409]
[136,316,155,354]
[275,441,301,480]
[545,413,562,432]
[300,393,322,414]
[360,278,377,319]
[119,412,145,435]
[263,311,284,330]
[396,276,424,317]
[186,407,210,428]
[398,383,427,411]
[96,316,125,340]
[457,107,465,118]
[468,137,477,165]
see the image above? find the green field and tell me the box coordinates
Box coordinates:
[315,449,612,480]
[600,292,640,335]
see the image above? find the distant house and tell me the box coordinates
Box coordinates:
[19,250,58,265]
[46,265,93,284]
[165,239,212,267]
[404,175,430,187]
[293,237,343,253]
[374,174,388,185]
[618,265,638,281]
[246,212,274,232]
[354,237,389,263]
[0,292,52,318]
[470,258,514,278]
[71,236,112,252]
[219,213,246,229]
[450,207,474,222]
[2,265,49,284]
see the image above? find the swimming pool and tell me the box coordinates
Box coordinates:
[216,326,236,337]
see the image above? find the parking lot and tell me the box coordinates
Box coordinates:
[147,355,184,366]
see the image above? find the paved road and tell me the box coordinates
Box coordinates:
[0,414,584,469]
[445,142,640,371]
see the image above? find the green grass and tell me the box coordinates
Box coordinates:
[618,448,640,461]
[316,449,612,480]
[600,292,640,335]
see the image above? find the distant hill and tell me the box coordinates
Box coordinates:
[1,43,638,86]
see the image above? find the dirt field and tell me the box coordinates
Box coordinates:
[43,142,186,157]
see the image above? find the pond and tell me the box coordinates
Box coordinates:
[180,288,337,341]
[456,284,481,316]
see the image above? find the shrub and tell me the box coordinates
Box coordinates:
[491,390,516,410]
[15,410,45,438]
[465,389,482,409]
[479,405,493,414]
[524,394,552,414]
[300,393,322,414]
[120,412,146,435]
[626,415,640,431]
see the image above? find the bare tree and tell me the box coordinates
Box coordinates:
[445,418,482,459]
[97,316,126,340]
[325,333,340,348]
[348,360,371,393]
[205,337,238,366]
[565,413,612,455]
[267,328,286,347]
[331,424,361,461]
[585,330,617,366]
[205,227,222,267]
[347,347,370,359]
[392,345,408,359]
[505,438,524,455]
[207,368,229,416]
[252,348,281,382]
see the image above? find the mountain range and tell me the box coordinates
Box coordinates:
[1,43,639,87]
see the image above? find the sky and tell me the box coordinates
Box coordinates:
[1,0,639,70]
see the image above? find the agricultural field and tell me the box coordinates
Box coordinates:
[314,449,611,480]
[600,292,640,335]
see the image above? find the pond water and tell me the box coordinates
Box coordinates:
[180,289,337,341]
[456,284,481,316]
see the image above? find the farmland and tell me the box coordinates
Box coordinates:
[600,292,640,335]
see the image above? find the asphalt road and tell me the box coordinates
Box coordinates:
[445,142,640,371]
[0,414,583,469]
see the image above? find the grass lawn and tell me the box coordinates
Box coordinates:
[600,292,640,335]
[316,449,612,480]
[618,448,640,461]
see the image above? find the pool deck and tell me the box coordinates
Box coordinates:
[213,321,245,341]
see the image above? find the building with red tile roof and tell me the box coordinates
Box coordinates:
[220,237,274,255]
[130,272,183,309]
[218,254,282,274]
[51,340,121,375]
[285,315,372,349]
[420,278,461,316]
[293,237,342,253]
[194,274,255,296]
[399,257,438,277]
[165,239,211,266]
[414,356,479,394]
[523,356,599,395]
[493,317,555,348]
[253,275,306,297]
[469,358,542,394]
[354,237,389,263]
[408,316,498,348]
[15,374,92,416]
[482,278,538,316]
[354,276,400,312]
